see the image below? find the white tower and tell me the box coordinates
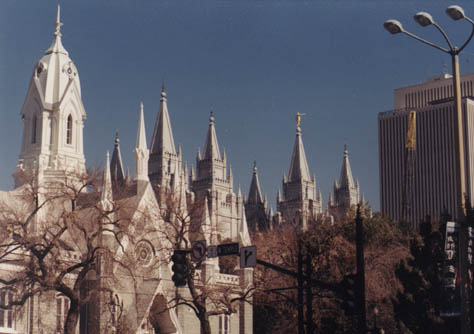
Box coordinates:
[15,6,86,186]
[134,102,150,193]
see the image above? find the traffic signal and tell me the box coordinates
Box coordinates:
[341,273,357,315]
[171,250,188,287]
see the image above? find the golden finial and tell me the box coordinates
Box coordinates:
[296,112,306,130]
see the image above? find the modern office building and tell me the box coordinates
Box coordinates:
[379,73,474,228]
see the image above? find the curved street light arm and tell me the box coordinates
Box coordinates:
[458,16,474,53]
[432,22,455,51]
[402,30,450,53]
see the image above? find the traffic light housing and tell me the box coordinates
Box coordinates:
[171,250,188,287]
[341,273,357,315]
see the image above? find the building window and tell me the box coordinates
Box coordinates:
[66,115,72,145]
[219,314,230,334]
[0,291,14,329]
[32,115,37,144]
[56,294,69,333]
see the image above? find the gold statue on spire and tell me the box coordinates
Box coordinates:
[296,112,306,128]
[406,111,416,150]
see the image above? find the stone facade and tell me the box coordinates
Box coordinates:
[0,7,253,334]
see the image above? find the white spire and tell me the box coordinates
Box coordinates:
[134,102,149,183]
[288,123,311,182]
[101,151,113,204]
[203,108,222,161]
[136,102,147,150]
[150,84,176,156]
[45,4,68,56]
[239,202,252,246]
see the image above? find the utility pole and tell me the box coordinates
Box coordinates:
[297,242,305,334]
[356,204,367,333]
[306,249,314,334]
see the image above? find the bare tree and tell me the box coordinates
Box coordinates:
[150,188,255,334]
[252,213,412,333]
[0,169,135,334]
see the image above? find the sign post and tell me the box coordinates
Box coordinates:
[217,243,239,257]
[191,240,207,262]
[240,246,256,268]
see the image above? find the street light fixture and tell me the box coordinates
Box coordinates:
[383,20,404,34]
[383,6,474,219]
[414,12,434,27]
[384,6,474,333]
[446,5,465,21]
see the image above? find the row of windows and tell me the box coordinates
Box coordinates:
[404,80,474,109]
[30,115,73,145]
[379,105,467,226]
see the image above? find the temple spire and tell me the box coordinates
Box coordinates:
[101,151,113,203]
[110,131,125,183]
[202,108,221,161]
[150,85,176,156]
[288,116,311,182]
[134,102,149,183]
[338,145,355,189]
[55,5,63,36]
[248,161,264,205]
[46,5,68,55]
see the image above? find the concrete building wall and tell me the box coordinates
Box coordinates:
[394,73,474,110]
[379,97,474,228]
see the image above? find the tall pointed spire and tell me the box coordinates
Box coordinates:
[339,145,355,189]
[288,118,311,182]
[134,102,149,183]
[101,151,113,203]
[203,108,221,161]
[45,5,68,56]
[239,203,252,246]
[136,103,147,150]
[110,131,125,183]
[150,83,176,156]
[248,161,264,205]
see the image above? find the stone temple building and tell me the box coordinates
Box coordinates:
[0,7,252,334]
[0,6,366,334]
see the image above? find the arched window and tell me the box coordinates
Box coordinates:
[31,116,37,144]
[66,115,72,145]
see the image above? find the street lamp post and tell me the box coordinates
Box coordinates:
[373,306,378,333]
[384,6,474,334]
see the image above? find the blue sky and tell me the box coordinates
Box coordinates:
[2,0,474,211]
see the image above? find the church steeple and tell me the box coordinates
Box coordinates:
[134,103,149,187]
[148,84,180,189]
[338,145,354,189]
[45,5,68,56]
[193,109,237,241]
[277,114,322,229]
[193,109,227,187]
[247,161,264,205]
[101,151,113,205]
[330,145,360,218]
[15,5,86,187]
[150,83,176,157]
[110,131,125,184]
[245,161,269,233]
[288,120,311,182]
[203,109,221,161]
